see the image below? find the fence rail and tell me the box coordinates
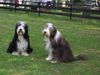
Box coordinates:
[0,2,100,19]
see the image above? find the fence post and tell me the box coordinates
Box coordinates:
[15,0,18,12]
[70,3,72,20]
[15,2,16,12]
[38,2,41,16]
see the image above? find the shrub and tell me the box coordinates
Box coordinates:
[74,0,81,2]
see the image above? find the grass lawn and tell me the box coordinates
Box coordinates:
[0,9,100,75]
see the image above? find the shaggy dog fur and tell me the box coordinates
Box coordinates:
[42,23,85,63]
[7,21,32,56]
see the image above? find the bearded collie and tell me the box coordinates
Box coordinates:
[7,21,32,56]
[42,23,85,63]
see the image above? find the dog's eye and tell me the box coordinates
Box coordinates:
[19,24,21,26]
[49,27,53,30]
[44,25,48,29]
[17,24,21,26]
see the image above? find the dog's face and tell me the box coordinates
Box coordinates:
[42,23,57,38]
[16,21,28,36]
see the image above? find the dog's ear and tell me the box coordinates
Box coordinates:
[24,24,29,39]
[25,24,28,33]
[50,25,57,38]
[7,23,18,53]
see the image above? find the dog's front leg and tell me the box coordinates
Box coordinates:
[50,49,60,63]
[12,51,19,56]
[21,52,29,56]
[46,49,53,61]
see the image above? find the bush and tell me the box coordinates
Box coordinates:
[74,0,81,2]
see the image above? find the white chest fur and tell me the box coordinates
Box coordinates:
[17,36,28,52]
[44,37,52,51]
[44,36,53,61]
[44,30,61,50]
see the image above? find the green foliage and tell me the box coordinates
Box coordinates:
[73,0,81,2]
[0,9,100,75]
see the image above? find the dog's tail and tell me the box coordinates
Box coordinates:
[74,54,87,61]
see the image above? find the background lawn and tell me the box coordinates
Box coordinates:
[0,9,100,75]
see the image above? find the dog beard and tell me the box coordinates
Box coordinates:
[18,31,23,36]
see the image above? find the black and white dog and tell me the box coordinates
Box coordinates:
[42,23,74,63]
[7,21,32,56]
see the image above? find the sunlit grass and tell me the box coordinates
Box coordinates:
[0,9,100,75]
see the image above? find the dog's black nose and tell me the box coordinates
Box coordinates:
[19,29,22,31]
[44,31,46,34]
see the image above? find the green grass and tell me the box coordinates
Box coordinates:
[0,9,100,75]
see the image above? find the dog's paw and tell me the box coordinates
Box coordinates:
[45,57,52,61]
[12,52,19,56]
[50,60,58,64]
[21,52,29,56]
